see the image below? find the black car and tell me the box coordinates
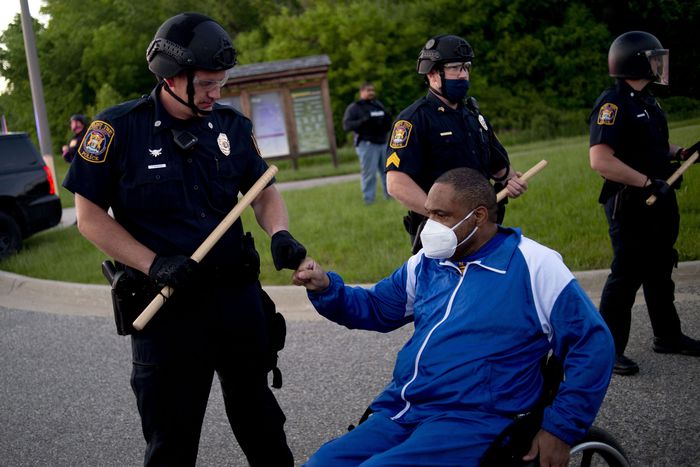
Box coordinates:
[0,132,62,258]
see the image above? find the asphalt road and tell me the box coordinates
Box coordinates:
[1,270,700,466]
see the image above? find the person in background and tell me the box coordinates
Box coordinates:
[385,34,527,252]
[61,114,87,163]
[589,30,700,376]
[342,81,393,204]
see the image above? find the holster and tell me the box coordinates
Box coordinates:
[102,260,158,335]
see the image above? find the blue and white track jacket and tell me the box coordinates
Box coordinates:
[308,228,614,445]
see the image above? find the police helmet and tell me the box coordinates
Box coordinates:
[417,34,474,75]
[608,31,668,84]
[69,114,87,125]
[146,12,237,78]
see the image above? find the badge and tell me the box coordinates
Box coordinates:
[217,133,231,156]
[389,120,412,149]
[78,120,114,163]
[386,152,400,169]
[478,114,488,130]
[148,148,162,157]
[597,103,618,126]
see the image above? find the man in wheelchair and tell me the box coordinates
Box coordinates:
[293,168,615,466]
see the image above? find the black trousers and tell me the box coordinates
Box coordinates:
[130,281,293,467]
[599,188,682,355]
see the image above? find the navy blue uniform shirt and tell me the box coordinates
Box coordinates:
[589,80,675,202]
[385,92,509,193]
[63,83,271,268]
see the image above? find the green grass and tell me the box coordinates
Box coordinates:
[5,122,700,285]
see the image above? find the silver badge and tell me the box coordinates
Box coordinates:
[217,133,230,156]
[478,114,488,131]
[148,148,162,157]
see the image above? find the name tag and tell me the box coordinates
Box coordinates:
[440,131,453,136]
[148,164,167,169]
[370,110,385,117]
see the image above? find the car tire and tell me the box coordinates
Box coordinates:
[0,212,22,259]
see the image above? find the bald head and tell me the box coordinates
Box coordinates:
[434,168,497,222]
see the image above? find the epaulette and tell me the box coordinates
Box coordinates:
[213,101,250,122]
[97,94,153,120]
[396,96,430,121]
[465,96,480,114]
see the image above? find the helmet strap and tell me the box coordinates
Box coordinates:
[162,72,212,117]
[427,68,448,100]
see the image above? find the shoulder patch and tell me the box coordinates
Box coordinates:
[78,120,114,163]
[597,103,618,126]
[390,120,412,149]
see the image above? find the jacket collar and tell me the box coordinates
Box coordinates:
[438,226,521,273]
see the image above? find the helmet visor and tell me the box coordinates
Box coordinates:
[645,49,669,85]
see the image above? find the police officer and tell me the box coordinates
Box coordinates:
[63,13,304,465]
[342,81,392,204]
[589,31,700,376]
[61,114,87,163]
[385,34,527,252]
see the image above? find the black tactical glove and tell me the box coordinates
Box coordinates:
[270,230,307,270]
[648,178,671,199]
[678,141,700,163]
[148,254,199,288]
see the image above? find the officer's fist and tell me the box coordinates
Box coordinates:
[148,255,199,288]
[271,230,307,270]
[647,178,671,199]
[678,141,700,163]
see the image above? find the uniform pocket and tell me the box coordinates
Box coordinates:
[121,166,186,213]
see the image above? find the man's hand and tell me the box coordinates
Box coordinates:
[647,178,671,198]
[148,255,198,288]
[505,171,528,198]
[292,257,330,292]
[678,141,700,162]
[522,429,570,467]
[271,230,307,270]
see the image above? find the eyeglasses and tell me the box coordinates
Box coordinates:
[192,75,229,91]
[443,62,472,74]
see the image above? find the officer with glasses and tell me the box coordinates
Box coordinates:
[63,12,304,466]
[385,34,527,253]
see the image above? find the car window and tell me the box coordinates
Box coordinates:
[0,135,43,172]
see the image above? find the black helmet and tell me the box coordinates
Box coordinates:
[146,12,237,78]
[608,31,668,84]
[69,114,87,125]
[417,34,474,75]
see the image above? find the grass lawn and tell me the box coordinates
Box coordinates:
[4,122,699,285]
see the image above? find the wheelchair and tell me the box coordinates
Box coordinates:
[349,356,630,467]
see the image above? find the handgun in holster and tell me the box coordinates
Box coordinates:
[102,260,156,335]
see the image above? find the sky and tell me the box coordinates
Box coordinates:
[0,1,48,92]
[0,1,46,33]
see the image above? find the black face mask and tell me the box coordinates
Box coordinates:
[443,79,470,103]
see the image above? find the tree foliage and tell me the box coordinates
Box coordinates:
[0,0,697,152]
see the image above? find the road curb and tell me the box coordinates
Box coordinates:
[2,261,699,321]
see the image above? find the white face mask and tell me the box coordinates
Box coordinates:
[420,209,479,259]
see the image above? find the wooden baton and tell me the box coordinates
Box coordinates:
[646,151,698,205]
[496,160,548,203]
[132,165,279,331]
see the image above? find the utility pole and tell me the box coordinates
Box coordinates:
[19,0,57,186]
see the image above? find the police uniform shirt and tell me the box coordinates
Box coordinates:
[63,83,271,267]
[589,80,673,201]
[385,92,509,193]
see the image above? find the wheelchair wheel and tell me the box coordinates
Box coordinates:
[569,426,630,467]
